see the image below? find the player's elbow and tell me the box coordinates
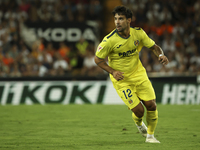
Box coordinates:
[94,56,98,64]
[94,56,103,65]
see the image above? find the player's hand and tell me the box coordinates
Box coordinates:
[112,71,124,81]
[158,55,169,65]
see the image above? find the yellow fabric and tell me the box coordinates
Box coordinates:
[96,27,155,79]
[146,110,158,135]
[76,41,89,54]
[132,112,143,126]
[114,67,156,104]
[116,85,140,110]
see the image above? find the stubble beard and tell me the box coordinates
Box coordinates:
[116,26,125,33]
[116,23,128,33]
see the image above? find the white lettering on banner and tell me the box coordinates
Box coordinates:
[162,84,200,104]
[162,84,176,104]
[1,83,10,105]
[186,85,196,104]
[66,28,81,42]
[10,83,24,105]
[1,82,200,105]
[37,28,51,41]
[197,86,200,104]
[82,28,96,41]
[36,28,96,42]
[0,81,123,105]
[51,28,66,42]
[177,84,186,105]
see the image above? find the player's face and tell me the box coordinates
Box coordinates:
[114,14,130,32]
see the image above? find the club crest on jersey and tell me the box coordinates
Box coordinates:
[97,46,103,52]
[128,99,133,104]
[134,40,139,46]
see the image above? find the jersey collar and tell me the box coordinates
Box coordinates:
[116,30,130,39]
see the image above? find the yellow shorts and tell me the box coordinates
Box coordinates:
[114,69,156,110]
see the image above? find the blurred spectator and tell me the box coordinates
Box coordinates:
[146,4,160,24]
[63,0,75,21]
[188,62,198,74]
[46,43,55,57]
[173,22,184,36]
[80,49,96,76]
[37,1,53,22]
[152,55,163,72]
[81,47,105,76]
[53,52,71,75]
[159,7,172,23]
[140,48,152,73]
[19,0,30,12]
[175,48,188,73]
[185,40,198,56]
[75,37,89,68]
[0,59,9,77]
[37,49,53,70]
[58,42,70,62]
[2,52,14,66]
[69,52,79,75]
[87,0,102,21]
[10,62,21,77]
[9,44,19,59]
[162,34,176,53]
[164,51,178,74]
[38,61,48,77]
[189,51,200,69]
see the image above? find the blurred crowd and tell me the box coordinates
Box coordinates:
[0,0,104,78]
[0,0,200,78]
[123,0,200,76]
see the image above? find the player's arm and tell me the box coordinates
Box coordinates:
[94,56,124,81]
[140,28,169,65]
[149,44,169,65]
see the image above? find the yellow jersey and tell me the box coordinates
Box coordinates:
[96,27,155,82]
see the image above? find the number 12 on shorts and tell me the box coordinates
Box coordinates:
[123,89,132,99]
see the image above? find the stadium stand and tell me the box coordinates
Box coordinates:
[0,0,199,78]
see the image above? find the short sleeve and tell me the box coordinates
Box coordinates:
[95,38,112,59]
[140,29,155,48]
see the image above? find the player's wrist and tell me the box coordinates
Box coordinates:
[158,54,164,57]
[109,69,115,75]
[110,70,114,75]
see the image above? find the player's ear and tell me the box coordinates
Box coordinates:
[127,18,131,24]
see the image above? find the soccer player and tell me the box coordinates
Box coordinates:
[94,6,169,143]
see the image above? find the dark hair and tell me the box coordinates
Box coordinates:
[112,6,133,19]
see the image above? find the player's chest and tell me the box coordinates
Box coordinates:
[112,38,140,57]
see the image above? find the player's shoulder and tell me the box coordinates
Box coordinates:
[130,27,146,38]
[104,29,117,40]
[100,29,117,45]
[130,27,143,32]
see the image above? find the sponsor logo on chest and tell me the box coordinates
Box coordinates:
[116,39,139,57]
[118,49,137,57]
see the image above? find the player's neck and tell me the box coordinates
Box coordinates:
[117,28,130,38]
